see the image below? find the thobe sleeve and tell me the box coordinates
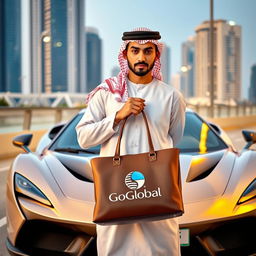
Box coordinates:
[76,90,118,149]
[169,90,186,146]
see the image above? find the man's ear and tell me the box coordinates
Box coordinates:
[123,50,127,60]
[156,50,160,59]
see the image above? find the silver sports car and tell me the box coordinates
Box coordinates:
[6,109,256,256]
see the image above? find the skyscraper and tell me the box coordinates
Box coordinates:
[160,43,171,84]
[171,73,181,92]
[0,0,22,92]
[111,66,120,77]
[0,0,4,92]
[29,0,86,94]
[86,27,102,92]
[249,64,256,104]
[195,20,241,103]
[180,36,195,98]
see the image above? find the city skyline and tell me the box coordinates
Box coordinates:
[86,0,256,100]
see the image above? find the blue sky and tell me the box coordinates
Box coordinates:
[86,0,256,99]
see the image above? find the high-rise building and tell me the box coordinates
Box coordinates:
[171,73,181,91]
[0,0,4,92]
[180,36,195,98]
[0,0,22,92]
[29,0,86,93]
[111,66,120,77]
[195,20,241,103]
[249,64,256,104]
[86,27,102,92]
[160,43,171,84]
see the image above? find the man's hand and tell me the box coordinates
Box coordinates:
[114,97,145,126]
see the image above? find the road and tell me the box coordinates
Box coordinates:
[0,126,255,256]
[0,161,9,256]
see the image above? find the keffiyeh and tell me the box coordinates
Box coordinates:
[86,27,164,104]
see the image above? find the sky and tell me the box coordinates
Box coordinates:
[86,0,256,99]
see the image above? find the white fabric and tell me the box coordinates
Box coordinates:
[76,78,186,256]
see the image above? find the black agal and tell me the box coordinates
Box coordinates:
[122,31,161,40]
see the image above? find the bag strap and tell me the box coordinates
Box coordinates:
[113,111,156,166]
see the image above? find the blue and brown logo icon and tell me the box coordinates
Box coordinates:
[125,171,145,190]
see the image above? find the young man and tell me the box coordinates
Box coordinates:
[76,28,186,256]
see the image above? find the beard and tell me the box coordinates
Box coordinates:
[127,60,155,77]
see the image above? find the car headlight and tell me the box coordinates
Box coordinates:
[15,173,52,207]
[237,179,256,205]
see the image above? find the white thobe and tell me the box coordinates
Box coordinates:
[76,78,186,256]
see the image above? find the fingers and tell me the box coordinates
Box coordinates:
[127,97,145,115]
[127,97,145,108]
[131,105,143,115]
[128,97,145,103]
[115,97,146,121]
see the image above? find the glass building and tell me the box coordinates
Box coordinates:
[30,0,86,94]
[160,43,171,85]
[181,36,195,98]
[195,20,241,103]
[86,27,102,92]
[249,64,256,104]
[0,0,21,92]
[51,1,68,92]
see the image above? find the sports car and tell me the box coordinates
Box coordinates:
[6,109,256,256]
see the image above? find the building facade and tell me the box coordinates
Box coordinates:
[249,64,256,104]
[111,66,120,77]
[0,0,22,93]
[86,27,102,92]
[180,36,195,98]
[160,43,171,84]
[28,0,86,94]
[195,20,241,104]
[171,73,181,92]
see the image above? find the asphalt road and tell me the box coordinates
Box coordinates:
[0,126,255,256]
[0,168,9,256]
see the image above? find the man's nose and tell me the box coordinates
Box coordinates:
[137,51,146,62]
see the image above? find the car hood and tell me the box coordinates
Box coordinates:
[44,149,236,204]
[180,149,236,203]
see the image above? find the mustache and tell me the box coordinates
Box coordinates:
[134,62,148,67]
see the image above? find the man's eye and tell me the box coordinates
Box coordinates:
[132,49,139,54]
[144,49,152,55]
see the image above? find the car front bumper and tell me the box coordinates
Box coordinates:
[6,220,97,256]
[180,214,256,256]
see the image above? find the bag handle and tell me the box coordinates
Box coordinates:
[113,111,156,166]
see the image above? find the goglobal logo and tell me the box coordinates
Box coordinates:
[125,171,145,190]
[109,171,162,202]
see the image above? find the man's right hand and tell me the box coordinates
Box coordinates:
[114,97,145,126]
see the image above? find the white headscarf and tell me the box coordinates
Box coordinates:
[86,27,164,104]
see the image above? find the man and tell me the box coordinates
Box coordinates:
[76,28,186,256]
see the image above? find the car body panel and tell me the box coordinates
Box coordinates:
[181,149,236,203]
[6,109,256,255]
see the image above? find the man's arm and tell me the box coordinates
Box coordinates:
[76,90,118,149]
[76,90,146,149]
[168,90,186,147]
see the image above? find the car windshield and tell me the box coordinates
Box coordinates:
[176,112,227,153]
[49,112,228,154]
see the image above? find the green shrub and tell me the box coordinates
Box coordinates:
[0,98,9,106]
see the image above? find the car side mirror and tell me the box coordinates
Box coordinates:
[242,130,256,150]
[48,123,65,140]
[12,134,33,153]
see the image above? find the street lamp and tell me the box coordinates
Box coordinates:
[38,30,51,102]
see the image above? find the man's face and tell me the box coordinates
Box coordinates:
[124,42,159,77]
